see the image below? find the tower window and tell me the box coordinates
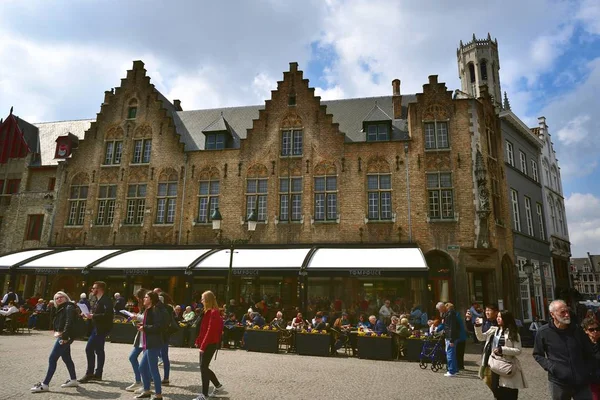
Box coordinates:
[469,63,476,83]
[480,61,488,80]
[128,107,137,119]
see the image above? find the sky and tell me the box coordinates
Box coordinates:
[0,0,599,257]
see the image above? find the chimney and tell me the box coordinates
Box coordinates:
[538,116,546,139]
[392,79,402,119]
[173,99,182,111]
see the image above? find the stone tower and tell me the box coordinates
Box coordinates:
[457,33,502,109]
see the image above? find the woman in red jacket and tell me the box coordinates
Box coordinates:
[194,291,224,400]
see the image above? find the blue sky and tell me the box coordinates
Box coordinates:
[0,0,599,256]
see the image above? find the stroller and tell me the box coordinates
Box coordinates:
[418,334,446,372]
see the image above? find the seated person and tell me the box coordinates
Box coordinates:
[0,301,19,332]
[333,312,352,352]
[388,315,399,334]
[312,314,327,331]
[182,306,196,323]
[241,308,254,326]
[174,305,184,322]
[28,298,46,329]
[223,313,242,348]
[251,312,266,328]
[270,311,286,330]
[394,318,412,358]
[311,311,324,327]
[291,312,304,329]
[356,314,370,330]
[371,315,388,334]
[427,318,441,335]
[333,312,352,331]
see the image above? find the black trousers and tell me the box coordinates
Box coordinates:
[492,371,519,399]
[457,340,466,369]
[199,343,221,396]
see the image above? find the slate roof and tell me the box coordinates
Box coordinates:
[34,119,93,166]
[16,117,40,154]
[202,115,230,133]
[174,94,416,150]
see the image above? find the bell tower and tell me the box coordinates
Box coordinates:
[457,33,502,109]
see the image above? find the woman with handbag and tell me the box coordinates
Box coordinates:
[475,310,527,400]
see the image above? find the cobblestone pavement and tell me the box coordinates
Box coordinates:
[0,331,550,400]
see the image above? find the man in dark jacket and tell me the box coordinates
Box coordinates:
[79,281,113,383]
[436,301,460,377]
[533,299,593,399]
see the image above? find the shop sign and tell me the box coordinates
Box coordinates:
[349,270,382,276]
[34,268,59,275]
[233,269,259,276]
[124,269,149,275]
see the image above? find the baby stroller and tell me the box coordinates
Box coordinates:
[418,334,446,372]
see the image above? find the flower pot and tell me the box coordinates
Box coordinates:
[295,332,331,357]
[109,322,137,344]
[244,328,279,354]
[357,335,393,360]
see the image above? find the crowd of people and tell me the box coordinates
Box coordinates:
[4,284,600,400]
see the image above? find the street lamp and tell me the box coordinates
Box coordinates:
[211,207,258,314]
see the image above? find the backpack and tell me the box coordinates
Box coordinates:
[162,304,179,336]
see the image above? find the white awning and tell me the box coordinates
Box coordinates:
[197,248,312,270]
[0,249,54,269]
[20,249,121,270]
[93,249,212,270]
[306,248,428,271]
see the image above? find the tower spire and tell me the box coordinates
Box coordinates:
[503,92,511,111]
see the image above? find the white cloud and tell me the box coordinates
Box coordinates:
[577,0,600,35]
[556,115,591,145]
[314,85,345,100]
[566,193,600,256]
[252,73,276,103]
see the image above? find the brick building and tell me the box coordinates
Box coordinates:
[1,35,521,317]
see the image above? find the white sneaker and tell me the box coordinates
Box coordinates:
[208,384,225,397]
[61,379,79,388]
[31,382,49,393]
[126,382,142,392]
[193,395,208,400]
[444,372,458,377]
[134,387,148,394]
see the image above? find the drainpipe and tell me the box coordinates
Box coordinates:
[404,142,412,242]
[177,153,189,245]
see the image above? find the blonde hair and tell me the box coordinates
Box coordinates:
[54,291,71,303]
[202,290,219,311]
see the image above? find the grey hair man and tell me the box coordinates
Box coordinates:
[533,299,594,400]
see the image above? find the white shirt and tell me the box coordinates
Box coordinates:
[379,305,393,318]
[1,293,19,305]
[0,306,19,316]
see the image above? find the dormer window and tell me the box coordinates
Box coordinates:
[206,133,225,150]
[366,123,389,142]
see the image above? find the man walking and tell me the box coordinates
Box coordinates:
[533,299,593,400]
[436,301,460,377]
[79,281,113,383]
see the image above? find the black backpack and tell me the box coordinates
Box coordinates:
[161,304,179,336]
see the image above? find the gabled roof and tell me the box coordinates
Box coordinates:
[0,112,31,163]
[362,102,392,123]
[202,115,230,134]
[34,119,93,166]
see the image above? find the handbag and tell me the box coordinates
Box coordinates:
[488,353,514,376]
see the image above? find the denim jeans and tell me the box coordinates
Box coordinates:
[85,328,107,376]
[445,339,458,374]
[43,339,76,385]
[549,382,592,400]
[160,343,170,380]
[28,314,38,329]
[140,348,162,394]
[129,346,144,383]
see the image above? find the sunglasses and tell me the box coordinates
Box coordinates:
[587,327,600,332]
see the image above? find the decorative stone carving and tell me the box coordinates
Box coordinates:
[71,172,90,185]
[424,152,451,170]
[99,168,119,183]
[105,126,124,140]
[158,168,178,182]
[366,157,391,173]
[281,112,303,129]
[128,167,149,183]
[279,159,303,176]
[247,163,268,178]
[314,161,337,176]
[198,166,220,180]
[423,104,450,120]
[63,229,84,245]
[153,227,174,244]
[134,124,153,139]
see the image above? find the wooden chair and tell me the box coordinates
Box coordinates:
[16,312,31,334]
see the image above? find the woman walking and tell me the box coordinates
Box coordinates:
[475,310,527,400]
[125,288,149,393]
[194,290,224,400]
[30,291,79,393]
[582,317,600,399]
[134,291,165,399]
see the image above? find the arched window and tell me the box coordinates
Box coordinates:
[468,63,476,83]
[543,160,550,186]
[551,166,560,193]
[480,60,488,80]
[156,170,178,224]
[557,205,565,236]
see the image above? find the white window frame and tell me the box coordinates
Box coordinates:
[524,196,534,236]
[506,141,514,166]
[424,121,449,150]
[511,189,521,232]
[314,175,338,222]
[531,160,539,182]
[519,151,527,175]
[536,203,545,240]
